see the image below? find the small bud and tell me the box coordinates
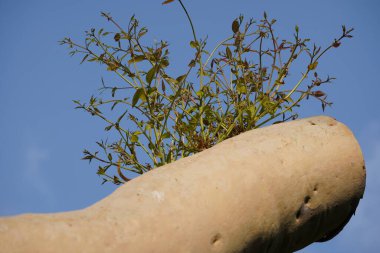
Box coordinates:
[308,61,318,71]
[313,91,325,97]
[232,19,240,34]
[313,79,322,86]
[332,40,341,48]
[114,33,121,42]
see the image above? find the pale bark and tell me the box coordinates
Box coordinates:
[0,116,366,253]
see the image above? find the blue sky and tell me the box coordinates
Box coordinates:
[0,0,379,252]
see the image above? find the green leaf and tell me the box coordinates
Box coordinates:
[196,90,204,98]
[163,76,178,85]
[145,123,152,131]
[146,67,156,85]
[295,25,299,33]
[236,84,247,94]
[232,19,240,34]
[157,114,165,121]
[132,88,146,107]
[97,166,105,175]
[128,55,146,64]
[176,74,187,84]
[104,124,113,131]
[87,57,98,62]
[147,87,157,95]
[283,96,293,104]
[190,41,198,48]
[80,54,89,64]
[121,32,131,40]
[111,101,119,110]
[248,105,257,116]
[82,154,93,161]
[226,47,232,60]
[130,134,139,143]
[160,58,169,68]
[117,110,128,123]
[215,80,222,88]
[161,80,166,92]
[73,100,81,105]
[161,132,171,139]
[108,153,113,161]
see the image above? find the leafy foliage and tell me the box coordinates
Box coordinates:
[60,1,353,185]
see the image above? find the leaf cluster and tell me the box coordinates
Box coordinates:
[60,2,353,185]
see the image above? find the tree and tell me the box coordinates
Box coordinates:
[60,0,353,185]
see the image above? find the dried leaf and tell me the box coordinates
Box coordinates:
[188,59,196,67]
[313,91,325,97]
[308,61,318,71]
[232,19,240,34]
[162,0,175,5]
[161,80,166,92]
[128,55,146,64]
[107,61,120,71]
[332,40,341,48]
[138,28,148,38]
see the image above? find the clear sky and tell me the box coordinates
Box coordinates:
[0,0,379,252]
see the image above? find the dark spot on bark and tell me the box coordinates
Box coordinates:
[296,208,302,220]
[211,233,222,245]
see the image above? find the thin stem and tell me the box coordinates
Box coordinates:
[203,36,233,69]
[283,71,309,100]
[255,92,308,128]
[267,21,278,89]
[177,0,197,42]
